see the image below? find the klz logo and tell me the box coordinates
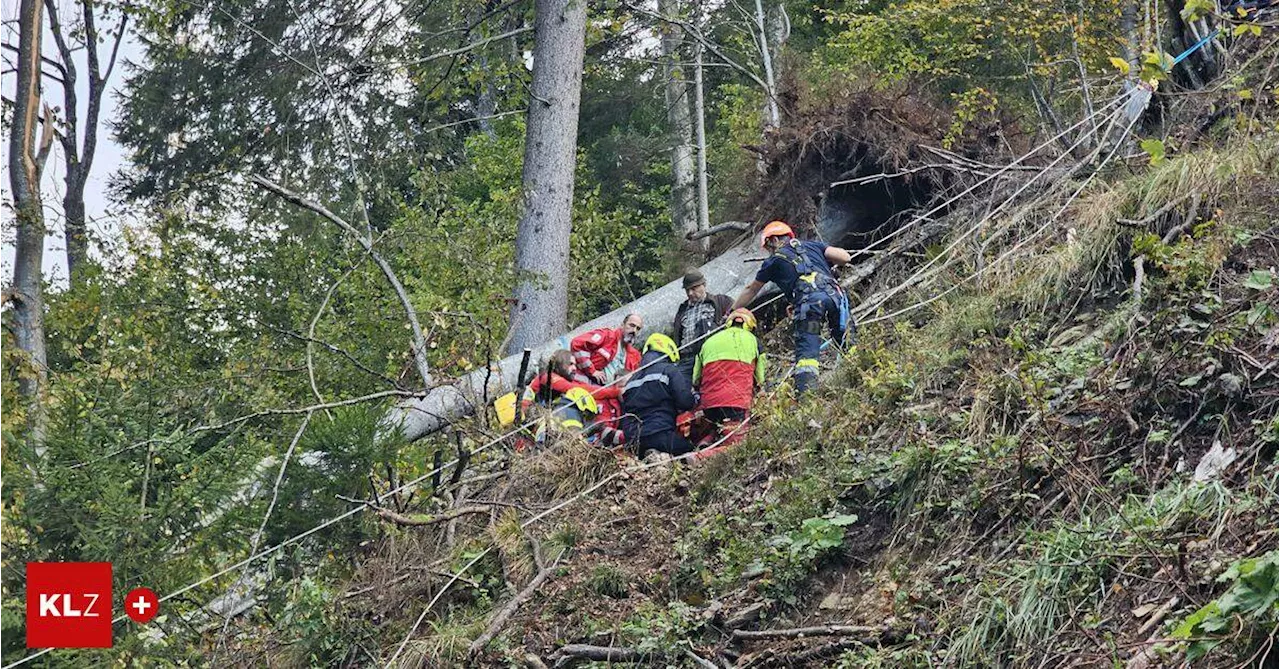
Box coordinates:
[26,562,113,648]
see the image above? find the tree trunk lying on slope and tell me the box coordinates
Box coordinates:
[387,215,949,443]
[386,238,769,442]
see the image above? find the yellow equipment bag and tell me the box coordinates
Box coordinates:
[494,392,517,426]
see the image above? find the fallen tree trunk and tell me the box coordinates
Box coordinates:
[386,240,770,442]
[387,212,944,443]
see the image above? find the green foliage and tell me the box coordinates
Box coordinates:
[769,513,858,561]
[585,564,630,599]
[1243,269,1274,291]
[1172,552,1279,661]
[275,576,376,666]
[1180,0,1217,22]
[619,601,702,655]
[943,87,999,149]
[1139,138,1167,165]
[821,0,1121,103]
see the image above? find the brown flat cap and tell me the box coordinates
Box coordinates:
[682,270,706,289]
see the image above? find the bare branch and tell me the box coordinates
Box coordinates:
[421,109,526,135]
[623,1,774,100]
[249,174,434,389]
[211,412,314,662]
[685,221,751,240]
[467,546,566,657]
[731,624,892,640]
[394,25,532,66]
[192,389,429,435]
[0,43,65,74]
[373,504,499,527]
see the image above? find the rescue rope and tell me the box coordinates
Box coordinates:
[852,96,1131,321]
[386,387,769,665]
[859,105,1147,326]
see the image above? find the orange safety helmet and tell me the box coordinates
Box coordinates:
[760,220,794,249]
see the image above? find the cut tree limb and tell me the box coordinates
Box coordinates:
[551,644,648,666]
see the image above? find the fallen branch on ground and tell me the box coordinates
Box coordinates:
[468,540,567,658]
[551,644,647,666]
[731,624,889,641]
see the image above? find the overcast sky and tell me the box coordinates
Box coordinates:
[2,0,140,290]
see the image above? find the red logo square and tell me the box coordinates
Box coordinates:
[26,562,113,648]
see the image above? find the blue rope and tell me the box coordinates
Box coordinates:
[1172,28,1222,66]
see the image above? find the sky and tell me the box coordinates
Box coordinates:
[2,0,140,291]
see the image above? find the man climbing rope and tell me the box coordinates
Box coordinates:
[571,313,643,384]
[693,308,766,448]
[672,269,733,382]
[621,333,697,458]
[730,221,852,394]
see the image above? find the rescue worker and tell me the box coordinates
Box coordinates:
[730,221,852,394]
[693,308,765,446]
[539,387,626,447]
[571,313,644,384]
[672,269,732,382]
[521,350,620,416]
[621,333,697,457]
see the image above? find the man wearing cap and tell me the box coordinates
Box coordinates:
[671,269,732,382]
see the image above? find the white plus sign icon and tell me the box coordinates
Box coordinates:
[124,587,159,624]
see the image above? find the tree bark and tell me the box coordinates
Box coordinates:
[506,0,589,354]
[693,39,710,250]
[1120,0,1140,80]
[659,0,697,242]
[753,0,780,133]
[8,0,53,457]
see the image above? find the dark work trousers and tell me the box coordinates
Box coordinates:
[635,430,695,457]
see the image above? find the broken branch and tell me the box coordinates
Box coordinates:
[373,504,503,527]
[467,546,567,657]
[731,624,889,640]
[686,221,751,240]
[552,644,647,665]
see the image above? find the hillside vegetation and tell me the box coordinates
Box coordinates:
[2,0,1275,666]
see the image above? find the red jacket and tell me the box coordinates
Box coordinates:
[570,327,641,380]
[693,327,766,410]
[520,372,621,411]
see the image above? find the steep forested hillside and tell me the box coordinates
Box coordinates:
[2,0,1275,666]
